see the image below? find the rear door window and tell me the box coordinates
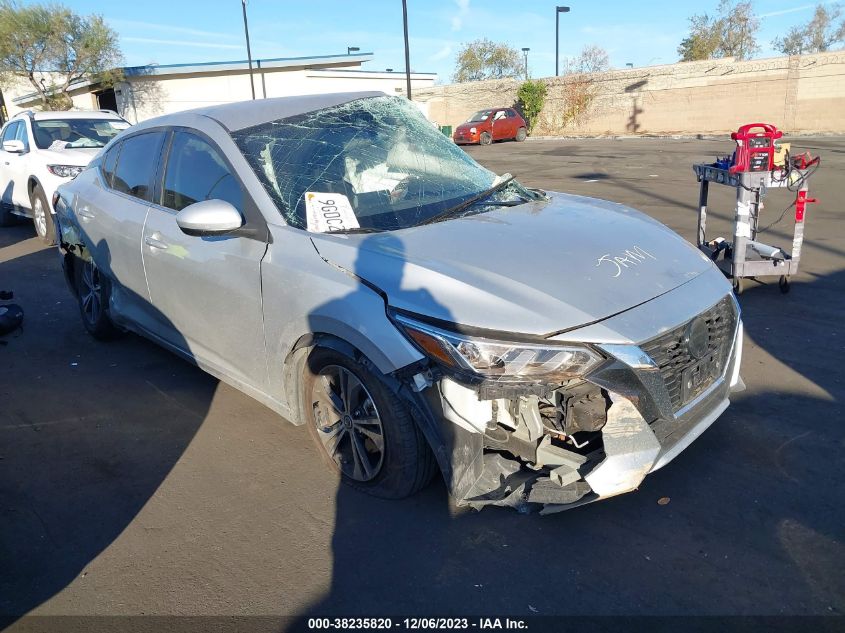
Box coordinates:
[111,132,165,202]
[161,132,242,212]
[101,143,121,188]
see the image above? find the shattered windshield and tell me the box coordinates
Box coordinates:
[231,96,513,232]
[467,110,493,122]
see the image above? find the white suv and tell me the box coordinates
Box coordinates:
[0,110,130,243]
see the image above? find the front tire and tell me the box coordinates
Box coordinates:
[515,127,527,142]
[479,131,492,146]
[30,184,55,245]
[74,257,119,340]
[304,347,435,499]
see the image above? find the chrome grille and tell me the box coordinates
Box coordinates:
[640,295,738,411]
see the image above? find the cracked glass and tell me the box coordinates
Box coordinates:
[231,96,519,232]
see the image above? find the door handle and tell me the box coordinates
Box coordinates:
[144,235,169,250]
[76,208,95,219]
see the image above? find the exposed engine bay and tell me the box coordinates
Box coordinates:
[429,377,661,514]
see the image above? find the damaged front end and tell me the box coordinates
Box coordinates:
[391,294,743,514]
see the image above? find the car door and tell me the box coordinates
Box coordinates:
[1,121,27,208]
[77,131,166,329]
[491,109,509,140]
[10,120,33,207]
[506,109,520,138]
[141,129,269,391]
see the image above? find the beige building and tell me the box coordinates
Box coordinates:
[7,52,437,123]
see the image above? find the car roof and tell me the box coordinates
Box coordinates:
[16,110,124,122]
[130,91,389,133]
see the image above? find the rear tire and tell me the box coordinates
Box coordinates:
[304,347,436,499]
[479,131,492,146]
[515,127,527,142]
[74,257,119,340]
[30,184,55,245]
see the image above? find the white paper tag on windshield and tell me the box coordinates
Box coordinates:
[305,192,360,233]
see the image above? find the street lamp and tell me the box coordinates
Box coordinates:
[401,0,412,99]
[347,46,360,55]
[626,63,634,68]
[241,0,255,100]
[555,6,570,77]
[521,47,530,79]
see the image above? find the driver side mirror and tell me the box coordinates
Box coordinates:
[2,140,25,153]
[175,199,244,237]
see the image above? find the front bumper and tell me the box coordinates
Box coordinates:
[453,132,478,144]
[421,292,743,514]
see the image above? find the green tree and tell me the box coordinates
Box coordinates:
[453,39,522,83]
[774,4,845,55]
[516,79,546,131]
[0,1,122,110]
[678,0,760,61]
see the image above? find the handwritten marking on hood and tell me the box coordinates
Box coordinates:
[596,246,657,278]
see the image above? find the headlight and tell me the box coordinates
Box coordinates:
[393,313,602,383]
[47,165,84,178]
[470,127,477,133]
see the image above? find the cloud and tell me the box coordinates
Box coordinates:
[430,44,453,61]
[759,4,815,18]
[451,0,470,32]
[107,18,238,41]
[122,37,244,50]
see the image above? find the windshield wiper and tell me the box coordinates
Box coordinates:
[332,226,385,235]
[417,175,515,227]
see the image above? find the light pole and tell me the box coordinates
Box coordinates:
[626,62,634,68]
[347,46,360,55]
[241,0,255,100]
[521,47,530,79]
[401,0,412,99]
[555,6,570,77]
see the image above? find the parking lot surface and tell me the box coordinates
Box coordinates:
[1,137,843,623]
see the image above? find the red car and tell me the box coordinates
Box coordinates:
[453,107,528,145]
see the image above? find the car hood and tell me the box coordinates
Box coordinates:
[311,192,715,336]
[455,123,480,132]
[38,146,100,166]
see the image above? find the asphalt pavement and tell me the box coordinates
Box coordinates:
[1,137,843,627]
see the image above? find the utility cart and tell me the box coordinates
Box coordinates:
[692,124,818,295]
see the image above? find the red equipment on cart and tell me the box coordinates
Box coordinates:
[729,123,783,174]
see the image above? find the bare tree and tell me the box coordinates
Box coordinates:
[453,39,523,83]
[564,45,610,74]
[0,1,122,110]
[678,0,760,61]
[774,4,845,55]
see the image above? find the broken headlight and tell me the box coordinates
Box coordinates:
[393,313,602,383]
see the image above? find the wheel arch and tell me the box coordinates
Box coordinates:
[282,331,453,486]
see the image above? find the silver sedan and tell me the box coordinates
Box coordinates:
[55,92,744,512]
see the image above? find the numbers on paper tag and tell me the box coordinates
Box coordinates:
[305,192,360,233]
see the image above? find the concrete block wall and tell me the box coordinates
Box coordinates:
[414,52,845,136]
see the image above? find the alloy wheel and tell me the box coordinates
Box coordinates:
[311,364,385,482]
[32,196,47,237]
[79,261,103,325]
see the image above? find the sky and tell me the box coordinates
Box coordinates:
[56,0,836,80]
